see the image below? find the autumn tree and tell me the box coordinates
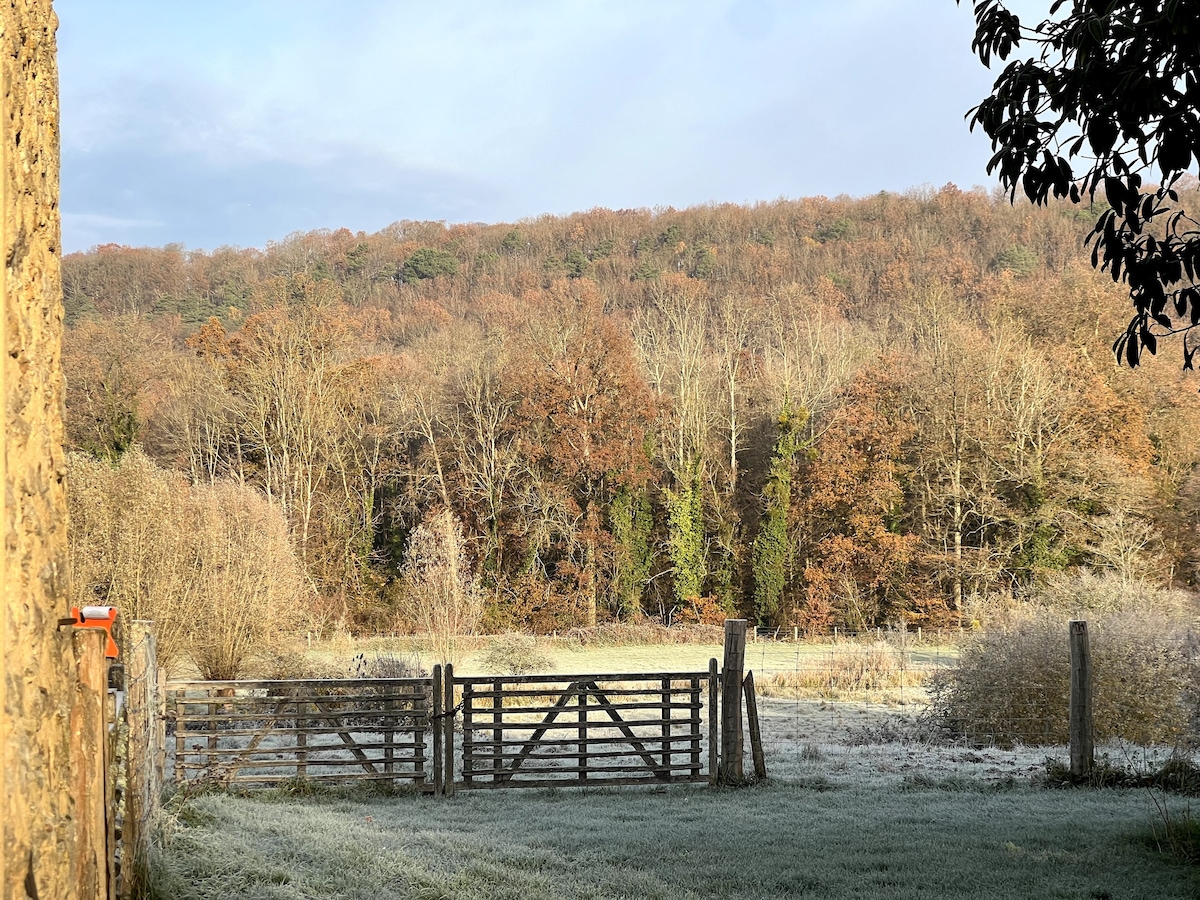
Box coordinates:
[500,279,657,624]
[62,314,173,459]
[794,376,937,631]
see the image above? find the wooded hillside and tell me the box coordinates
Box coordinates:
[61,184,1200,633]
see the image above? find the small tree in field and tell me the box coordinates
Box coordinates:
[400,509,482,666]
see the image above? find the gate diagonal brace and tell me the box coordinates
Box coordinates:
[584,681,668,778]
[312,699,382,775]
[218,698,293,781]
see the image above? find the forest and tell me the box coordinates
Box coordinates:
[61,182,1200,651]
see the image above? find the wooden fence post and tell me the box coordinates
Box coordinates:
[742,671,766,781]
[155,668,167,791]
[432,664,443,795]
[70,629,109,900]
[124,621,161,900]
[295,697,308,781]
[660,676,671,776]
[443,662,455,797]
[1069,620,1094,777]
[720,619,746,784]
[707,658,718,785]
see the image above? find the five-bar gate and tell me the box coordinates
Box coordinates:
[456,671,711,789]
[169,678,431,788]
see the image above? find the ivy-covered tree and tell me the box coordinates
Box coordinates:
[665,460,706,610]
[610,485,654,618]
[751,403,806,625]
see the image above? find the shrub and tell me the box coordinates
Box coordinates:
[398,509,482,665]
[349,651,427,680]
[67,448,309,678]
[479,633,553,676]
[930,608,1198,747]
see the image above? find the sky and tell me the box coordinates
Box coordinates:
[56,0,1035,254]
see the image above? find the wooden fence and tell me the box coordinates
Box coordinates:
[70,629,111,900]
[169,677,432,787]
[164,665,734,793]
[160,622,774,795]
[66,619,166,900]
[456,671,713,789]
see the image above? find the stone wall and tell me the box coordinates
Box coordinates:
[1,2,100,898]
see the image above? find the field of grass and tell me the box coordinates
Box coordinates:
[272,631,958,685]
[153,778,1199,900]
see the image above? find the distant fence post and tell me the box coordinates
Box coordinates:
[1069,620,1093,777]
[720,619,747,784]
[124,620,161,899]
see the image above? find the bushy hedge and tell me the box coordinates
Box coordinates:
[930,609,1198,747]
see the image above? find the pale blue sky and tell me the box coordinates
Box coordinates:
[57,1,1026,253]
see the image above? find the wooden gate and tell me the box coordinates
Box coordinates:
[455,671,714,789]
[169,677,432,788]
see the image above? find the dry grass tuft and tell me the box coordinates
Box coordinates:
[757,642,928,699]
[479,632,554,675]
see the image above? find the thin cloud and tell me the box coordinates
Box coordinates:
[57,0,1004,251]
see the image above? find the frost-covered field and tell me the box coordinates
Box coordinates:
[155,691,1200,900]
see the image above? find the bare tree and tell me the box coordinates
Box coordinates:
[399,509,483,666]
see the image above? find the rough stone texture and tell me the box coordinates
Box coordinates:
[1,2,97,898]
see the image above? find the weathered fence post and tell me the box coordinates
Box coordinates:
[155,668,167,790]
[494,677,505,782]
[431,664,443,794]
[742,670,766,781]
[1069,620,1093,777]
[124,621,162,899]
[70,629,109,900]
[296,697,307,780]
[720,619,747,784]
[660,676,671,776]
[443,662,455,797]
[577,687,588,783]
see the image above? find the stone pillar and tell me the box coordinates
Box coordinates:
[1,3,99,898]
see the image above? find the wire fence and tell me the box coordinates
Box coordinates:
[734,626,1200,783]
